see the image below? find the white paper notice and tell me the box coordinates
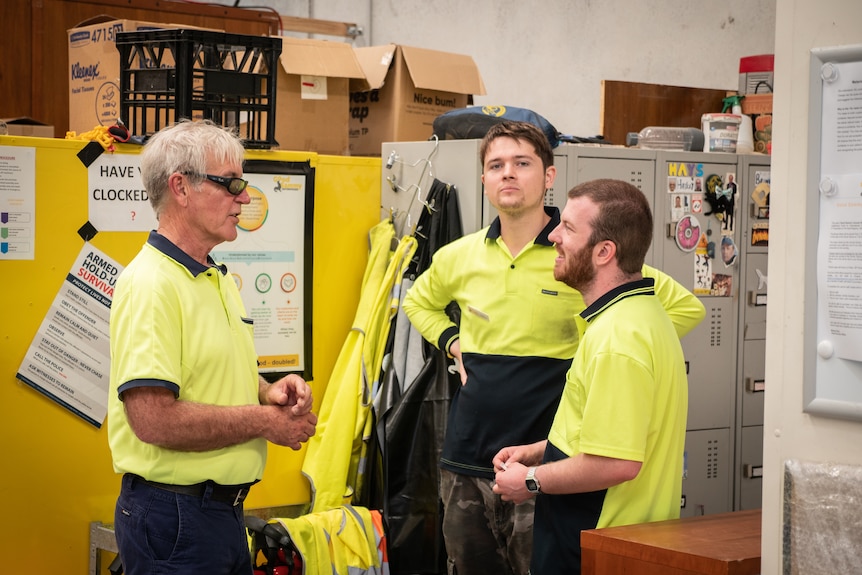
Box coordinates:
[0,145,36,260]
[87,153,158,232]
[817,59,862,361]
[820,60,862,175]
[16,243,122,427]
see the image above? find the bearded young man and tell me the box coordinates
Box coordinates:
[492,178,689,575]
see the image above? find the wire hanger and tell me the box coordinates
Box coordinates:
[384,135,441,236]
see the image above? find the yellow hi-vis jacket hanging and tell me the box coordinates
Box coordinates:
[302,219,417,511]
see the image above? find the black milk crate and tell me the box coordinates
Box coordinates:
[115,29,281,149]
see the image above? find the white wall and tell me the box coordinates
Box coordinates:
[258,0,775,142]
[763,1,862,573]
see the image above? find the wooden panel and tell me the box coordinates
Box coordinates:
[1,0,33,120]
[1,0,278,138]
[581,509,761,575]
[601,80,729,147]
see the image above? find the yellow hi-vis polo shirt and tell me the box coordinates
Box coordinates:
[532,278,688,575]
[108,232,264,486]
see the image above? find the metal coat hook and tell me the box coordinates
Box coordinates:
[385,135,439,181]
[386,174,399,191]
[387,135,441,237]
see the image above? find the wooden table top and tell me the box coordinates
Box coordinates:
[581,509,761,575]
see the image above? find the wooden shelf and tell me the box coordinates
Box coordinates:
[600,80,729,147]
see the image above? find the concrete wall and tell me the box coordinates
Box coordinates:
[266,0,776,140]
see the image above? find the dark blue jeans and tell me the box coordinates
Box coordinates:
[114,474,253,575]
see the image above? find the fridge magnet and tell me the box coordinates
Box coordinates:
[720,235,738,267]
[752,221,769,246]
[671,193,690,222]
[675,214,701,252]
[711,273,733,297]
[694,252,712,295]
[676,177,696,193]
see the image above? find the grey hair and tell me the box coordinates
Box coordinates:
[140,119,245,217]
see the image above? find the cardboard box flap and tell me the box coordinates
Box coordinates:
[2,116,51,127]
[70,14,119,29]
[353,44,398,90]
[401,45,486,95]
[2,117,54,137]
[279,37,366,79]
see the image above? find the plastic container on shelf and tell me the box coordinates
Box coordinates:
[625,127,705,151]
[701,113,741,153]
[726,95,755,154]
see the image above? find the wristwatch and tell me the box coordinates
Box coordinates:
[525,466,541,494]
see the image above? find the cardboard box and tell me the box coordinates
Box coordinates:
[348,44,486,156]
[273,37,367,155]
[67,17,218,135]
[1,117,55,138]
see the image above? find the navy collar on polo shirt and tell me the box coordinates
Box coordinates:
[147,230,228,277]
[485,205,560,247]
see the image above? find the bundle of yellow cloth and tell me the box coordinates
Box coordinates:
[252,505,388,575]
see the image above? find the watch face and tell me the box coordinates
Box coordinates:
[525,468,540,493]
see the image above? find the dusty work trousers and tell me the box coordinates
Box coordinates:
[439,468,535,575]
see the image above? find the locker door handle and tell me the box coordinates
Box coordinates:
[750,203,770,219]
[743,464,763,478]
[748,291,767,306]
[746,378,766,392]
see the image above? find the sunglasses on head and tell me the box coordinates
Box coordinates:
[185,172,249,195]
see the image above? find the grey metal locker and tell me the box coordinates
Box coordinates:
[740,159,771,260]
[556,144,658,266]
[734,158,770,511]
[653,152,742,435]
[738,425,764,510]
[742,253,769,340]
[652,151,742,292]
[681,428,733,517]
[545,148,570,208]
[741,338,766,427]
[737,160,770,347]
[555,143,657,198]
[681,299,737,431]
